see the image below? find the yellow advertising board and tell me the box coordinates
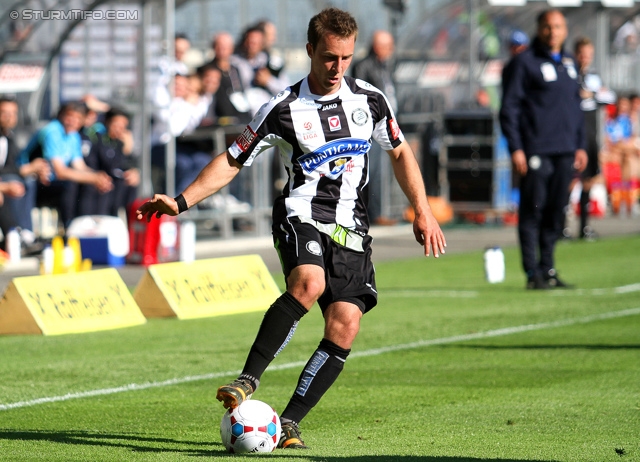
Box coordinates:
[0,268,147,336]
[133,255,281,319]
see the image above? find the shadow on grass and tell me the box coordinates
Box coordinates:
[0,429,562,460]
[0,429,225,456]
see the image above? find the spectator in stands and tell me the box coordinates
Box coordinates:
[78,107,140,217]
[233,25,290,114]
[628,93,640,207]
[0,178,25,252]
[151,33,193,141]
[500,30,530,218]
[158,33,190,89]
[572,37,616,238]
[255,20,286,79]
[352,30,398,226]
[509,29,530,57]
[0,96,49,246]
[198,32,252,125]
[604,95,639,215]
[151,73,211,194]
[502,29,530,84]
[628,93,640,135]
[500,9,587,290]
[197,65,222,127]
[20,101,113,229]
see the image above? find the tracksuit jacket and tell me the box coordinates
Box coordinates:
[499,37,586,157]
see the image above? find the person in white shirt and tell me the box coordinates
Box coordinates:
[151,73,211,193]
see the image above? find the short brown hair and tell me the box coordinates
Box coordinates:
[574,36,592,54]
[307,8,358,49]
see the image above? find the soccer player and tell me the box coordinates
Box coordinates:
[572,36,615,239]
[136,7,446,449]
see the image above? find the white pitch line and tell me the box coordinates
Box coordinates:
[549,283,640,297]
[384,289,479,298]
[385,283,640,299]
[2,307,640,412]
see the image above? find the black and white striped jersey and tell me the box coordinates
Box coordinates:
[228,75,404,233]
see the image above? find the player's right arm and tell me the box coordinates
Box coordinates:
[137,150,242,222]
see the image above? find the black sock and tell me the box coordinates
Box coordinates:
[580,190,589,233]
[241,292,307,389]
[280,338,351,424]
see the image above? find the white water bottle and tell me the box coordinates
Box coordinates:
[179,221,196,263]
[484,247,505,283]
[6,228,21,263]
[41,246,54,274]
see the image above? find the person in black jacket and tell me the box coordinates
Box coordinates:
[352,30,398,225]
[500,9,588,290]
[78,107,139,217]
[0,96,51,236]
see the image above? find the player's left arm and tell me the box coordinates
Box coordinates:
[387,139,446,258]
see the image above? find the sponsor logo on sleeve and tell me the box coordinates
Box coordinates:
[235,126,257,152]
[389,118,400,140]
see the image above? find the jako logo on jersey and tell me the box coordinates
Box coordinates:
[298,138,370,174]
[235,126,257,152]
[328,116,341,131]
[322,103,338,111]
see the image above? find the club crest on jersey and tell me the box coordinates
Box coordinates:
[351,108,368,126]
[235,126,257,153]
[306,240,322,256]
[326,157,354,179]
[328,116,342,131]
[298,138,371,175]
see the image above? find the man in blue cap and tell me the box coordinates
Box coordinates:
[509,29,530,57]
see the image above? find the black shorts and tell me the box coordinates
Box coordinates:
[272,216,378,313]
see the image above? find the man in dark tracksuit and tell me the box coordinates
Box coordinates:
[500,9,588,290]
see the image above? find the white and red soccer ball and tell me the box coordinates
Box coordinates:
[220,400,281,453]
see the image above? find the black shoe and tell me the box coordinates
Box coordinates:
[544,269,574,289]
[278,421,308,449]
[526,274,550,290]
[579,226,598,241]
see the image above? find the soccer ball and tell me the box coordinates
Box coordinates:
[220,400,281,453]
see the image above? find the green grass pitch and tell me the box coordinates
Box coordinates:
[0,235,638,461]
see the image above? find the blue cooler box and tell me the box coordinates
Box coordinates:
[67,216,130,267]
